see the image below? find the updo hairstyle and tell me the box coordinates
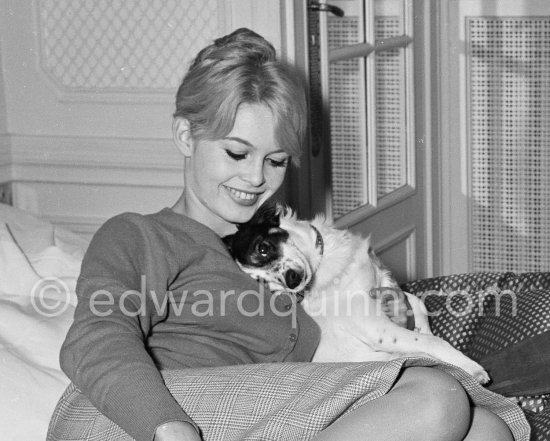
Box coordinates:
[174,28,307,166]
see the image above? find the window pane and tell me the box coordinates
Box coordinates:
[326,0,411,218]
[328,4,367,219]
[375,0,408,198]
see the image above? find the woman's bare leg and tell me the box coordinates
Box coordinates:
[464,407,513,441]
[311,367,471,441]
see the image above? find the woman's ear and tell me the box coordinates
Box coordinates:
[173,117,193,157]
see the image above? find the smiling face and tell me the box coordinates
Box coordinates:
[174,104,290,235]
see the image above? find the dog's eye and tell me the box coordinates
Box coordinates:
[257,241,273,257]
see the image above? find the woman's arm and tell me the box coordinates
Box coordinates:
[60,214,197,441]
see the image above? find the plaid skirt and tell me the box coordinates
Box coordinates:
[48,357,530,441]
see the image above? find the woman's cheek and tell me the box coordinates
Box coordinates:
[266,166,287,190]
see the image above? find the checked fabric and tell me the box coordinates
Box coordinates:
[48,358,529,441]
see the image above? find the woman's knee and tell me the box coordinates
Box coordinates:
[467,407,513,441]
[393,367,471,440]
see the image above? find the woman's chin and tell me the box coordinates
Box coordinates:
[228,205,258,224]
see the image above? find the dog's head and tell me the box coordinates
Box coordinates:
[223,203,324,295]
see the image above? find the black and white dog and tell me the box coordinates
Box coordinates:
[223,204,489,384]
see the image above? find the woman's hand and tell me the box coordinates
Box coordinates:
[154,421,202,441]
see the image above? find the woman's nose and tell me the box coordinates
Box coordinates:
[242,161,265,187]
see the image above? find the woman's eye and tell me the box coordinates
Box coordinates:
[267,158,289,168]
[225,150,247,161]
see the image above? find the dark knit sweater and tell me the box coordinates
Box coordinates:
[60,208,320,441]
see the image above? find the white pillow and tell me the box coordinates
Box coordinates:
[0,293,76,440]
[0,202,89,259]
[0,223,41,294]
[0,204,88,440]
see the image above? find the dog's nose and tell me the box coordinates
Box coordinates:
[285,269,303,290]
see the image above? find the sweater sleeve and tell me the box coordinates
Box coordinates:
[59,214,199,441]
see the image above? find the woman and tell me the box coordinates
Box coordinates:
[51,28,521,441]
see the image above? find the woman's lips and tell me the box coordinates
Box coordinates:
[224,186,261,206]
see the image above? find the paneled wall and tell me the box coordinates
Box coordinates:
[0,0,288,240]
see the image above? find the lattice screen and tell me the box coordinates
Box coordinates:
[328,13,407,219]
[375,17,407,198]
[328,16,365,219]
[38,0,220,92]
[468,17,550,272]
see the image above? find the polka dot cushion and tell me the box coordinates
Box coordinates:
[402,272,550,439]
[530,410,550,441]
[469,287,550,358]
[518,396,549,414]
[402,272,507,354]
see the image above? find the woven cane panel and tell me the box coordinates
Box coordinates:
[375,16,407,198]
[37,0,220,92]
[468,17,550,272]
[328,15,366,219]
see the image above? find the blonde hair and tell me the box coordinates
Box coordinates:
[174,28,307,166]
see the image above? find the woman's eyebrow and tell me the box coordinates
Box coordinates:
[223,136,254,148]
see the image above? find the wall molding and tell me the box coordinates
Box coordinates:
[44,213,106,240]
[4,134,184,237]
[8,134,184,187]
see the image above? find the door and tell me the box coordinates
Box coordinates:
[291,0,434,283]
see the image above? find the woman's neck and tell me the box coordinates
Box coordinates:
[171,191,237,237]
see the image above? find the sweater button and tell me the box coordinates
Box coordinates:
[285,303,292,311]
[289,333,297,343]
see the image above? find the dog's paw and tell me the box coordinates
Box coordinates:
[474,369,491,385]
[461,360,490,384]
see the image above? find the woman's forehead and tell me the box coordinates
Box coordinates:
[225,104,284,153]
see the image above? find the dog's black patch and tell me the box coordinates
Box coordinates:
[223,203,289,267]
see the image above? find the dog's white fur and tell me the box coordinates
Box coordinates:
[247,206,490,384]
